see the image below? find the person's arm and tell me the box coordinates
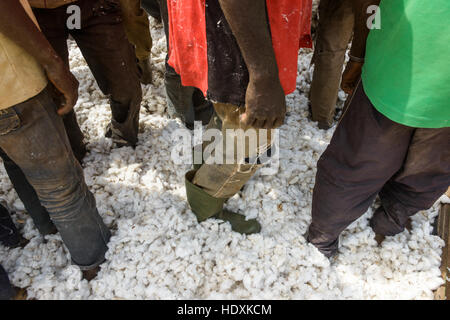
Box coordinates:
[218,0,286,129]
[0,0,78,115]
[341,0,381,95]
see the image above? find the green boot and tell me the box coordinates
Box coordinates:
[185,171,261,235]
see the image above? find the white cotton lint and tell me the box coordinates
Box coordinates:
[0,11,445,300]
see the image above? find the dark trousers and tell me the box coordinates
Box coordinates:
[310,0,354,126]
[0,89,111,270]
[33,0,142,147]
[0,264,13,300]
[308,83,450,257]
[0,149,55,236]
[0,204,20,248]
[141,0,161,21]
[141,0,213,129]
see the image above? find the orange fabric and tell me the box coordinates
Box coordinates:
[167,0,208,94]
[167,0,312,96]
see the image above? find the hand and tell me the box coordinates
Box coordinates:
[44,58,79,116]
[341,60,364,95]
[240,75,286,129]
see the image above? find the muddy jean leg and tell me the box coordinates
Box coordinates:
[69,0,142,146]
[0,89,110,270]
[371,127,450,236]
[310,0,354,126]
[308,84,415,257]
[193,103,272,199]
[0,149,55,236]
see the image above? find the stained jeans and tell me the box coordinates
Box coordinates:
[141,0,213,129]
[307,83,450,257]
[0,149,55,236]
[0,88,110,270]
[33,0,142,147]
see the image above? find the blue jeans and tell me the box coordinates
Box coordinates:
[0,88,110,270]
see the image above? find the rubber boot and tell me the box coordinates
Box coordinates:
[185,171,261,234]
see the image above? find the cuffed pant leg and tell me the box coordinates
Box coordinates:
[308,84,414,257]
[371,127,450,236]
[310,0,354,126]
[193,104,272,199]
[0,90,110,269]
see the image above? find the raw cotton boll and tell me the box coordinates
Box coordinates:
[0,18,444,300]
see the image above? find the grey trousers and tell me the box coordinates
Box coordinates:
[0,89,111,270]
[308,83,450,257]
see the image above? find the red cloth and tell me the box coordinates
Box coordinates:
[167,0,312,96]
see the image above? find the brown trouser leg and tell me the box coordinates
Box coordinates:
[119,0,152,61]
[310,0,354,126]
[193,104,272,199]
[308,83,450,257]
[34,0,142,147]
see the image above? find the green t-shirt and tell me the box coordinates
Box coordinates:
[362,0,450,128]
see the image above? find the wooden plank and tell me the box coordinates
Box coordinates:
[435,203,449,300]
